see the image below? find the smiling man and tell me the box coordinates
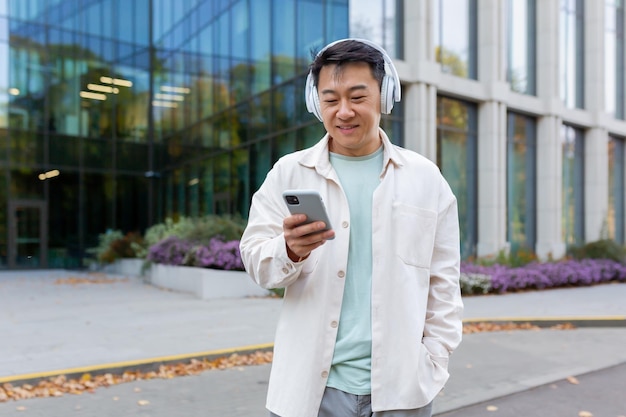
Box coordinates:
[240,39,464,417]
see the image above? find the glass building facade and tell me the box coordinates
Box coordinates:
[1,0,626,269]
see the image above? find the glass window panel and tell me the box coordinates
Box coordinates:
[506,113,537,252]
[437,96,478,258]
[233,148,250,217]
[116,141,150,173]
[116,174,149,232]
[84,138,113,169]
[273,131,297,160]
[297,0,324,73]
[251,0,270,94]
[134,0,150,46]
[561,125,585,246]
[84,173,114,246]
[434,0,477,79]
[348,0,398,58]
[9,130,43,165]
[10,168,44,199]
[50,134,80,166]
[0,171,6,268]
[48,170,79,266]
[327,1,349,50]
[560,0,585,109]
[272,0,295,82]
[506,0,536,95]
[251,140,271,193]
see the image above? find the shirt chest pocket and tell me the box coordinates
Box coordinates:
[392,203,437,269]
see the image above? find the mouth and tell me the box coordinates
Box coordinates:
[338,125,358,131]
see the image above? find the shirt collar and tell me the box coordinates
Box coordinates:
[298,127,404,177]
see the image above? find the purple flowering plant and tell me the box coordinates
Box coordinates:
[186,237,244,271]
[147,235,244,271]
[461,258,626,294]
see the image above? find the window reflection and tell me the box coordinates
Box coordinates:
[560,0,585,109]
[434,0,477,79]
[506,0,536,95]
[561,125,585,246]
[0,0,360,267]
[506,113,536,252]
[349,0,402,58]
[437,96,478,259]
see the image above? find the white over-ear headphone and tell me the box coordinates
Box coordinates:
[305,38,401,122]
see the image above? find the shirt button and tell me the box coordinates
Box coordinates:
[342,221,349,228]
[331,321,338,328]
[321,371,329,378]
[282,267,289,274]
[337,271,345,278]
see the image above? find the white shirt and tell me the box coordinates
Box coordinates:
[240,128,464,417]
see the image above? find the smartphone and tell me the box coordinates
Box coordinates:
[282,189,334,239]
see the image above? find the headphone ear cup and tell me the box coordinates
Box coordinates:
[305,72,323,122]
[311,89,322,122]
[380,75,395,114]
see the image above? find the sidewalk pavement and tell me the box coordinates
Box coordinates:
[1,269,625,416]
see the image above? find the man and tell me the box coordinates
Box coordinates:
[240,38,463,417]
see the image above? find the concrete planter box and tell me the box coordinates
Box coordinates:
[149,264,269,299]
[104,258,145,277]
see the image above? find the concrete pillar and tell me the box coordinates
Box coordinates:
[536,115,566,259]
[475,0,507,257]
[585,128,610,241]
[403,83,437,162]
[402,0,438,161]
[534,0,566,259]
[477,100,507,257]
[583,2,609,242]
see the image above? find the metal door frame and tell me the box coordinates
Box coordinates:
[7,199,48,269]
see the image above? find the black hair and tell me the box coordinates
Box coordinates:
[308,40,386,88]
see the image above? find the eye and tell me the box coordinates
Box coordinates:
[351,96,365,101]
[324,99,338,104]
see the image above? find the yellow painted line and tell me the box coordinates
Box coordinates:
[0,342,274,384]
[463,316,626,323]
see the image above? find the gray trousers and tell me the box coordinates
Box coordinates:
[270,387,433,417]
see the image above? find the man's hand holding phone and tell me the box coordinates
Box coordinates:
[283,214,335,262]
[282,190,335,262]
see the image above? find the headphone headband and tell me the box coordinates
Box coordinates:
[305,38,401,122]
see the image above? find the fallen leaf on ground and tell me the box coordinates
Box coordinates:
[0,351,273,403]
[578,411,593,417]
[486,405,498,411]
[137,400,150,406]
[463,321,575,333]
[0,322,575,404]
[567,376,580,385]
[54,276,129,285]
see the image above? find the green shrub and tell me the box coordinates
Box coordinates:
[87,230,143,264]
[473,246,539,268]
[567,239,626,264]
[134,215,247,259]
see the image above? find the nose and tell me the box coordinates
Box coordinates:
[337,99,354,119]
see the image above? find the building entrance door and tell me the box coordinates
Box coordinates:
[8,200,48,268]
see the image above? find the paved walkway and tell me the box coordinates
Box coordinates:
[0,269,625,416]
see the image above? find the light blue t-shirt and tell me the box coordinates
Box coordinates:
[327,146,383,395]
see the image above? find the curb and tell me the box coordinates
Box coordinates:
[2,317,624,387]
[0,343,274,386]
[462,315,626,328]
